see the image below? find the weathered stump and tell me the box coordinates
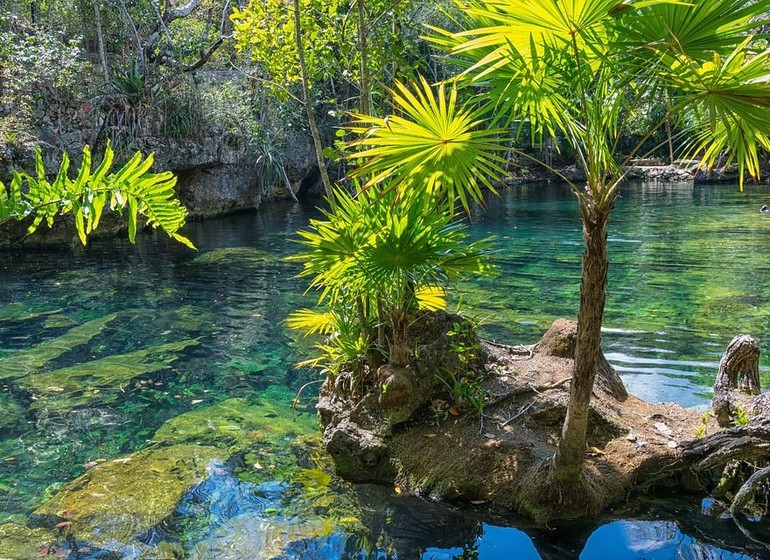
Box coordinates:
[712,335,761,427]
[535,318,628,400]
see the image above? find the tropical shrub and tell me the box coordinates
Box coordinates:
[289,184,494,381]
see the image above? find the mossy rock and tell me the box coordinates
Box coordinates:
[0,313,118,381]
[152,386,317,451]
[20,339,199,412]
[33,444,225,545]
[0,522,59,559]
[0,303,62,324]
[189,247,281,267]
[0,393,26,433]
[42,314,79,329]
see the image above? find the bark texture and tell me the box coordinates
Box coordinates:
[712,334,761,427]
[553,200,612,481]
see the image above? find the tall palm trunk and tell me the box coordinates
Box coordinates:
[553,193,613,482]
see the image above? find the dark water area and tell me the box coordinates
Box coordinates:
[1,182,769,558]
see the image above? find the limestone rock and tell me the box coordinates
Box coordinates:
[33,444,225,546]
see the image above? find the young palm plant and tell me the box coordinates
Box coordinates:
[289,184,494,384]
[347,0,770,489]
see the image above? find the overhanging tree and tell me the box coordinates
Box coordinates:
[348,0,770,485]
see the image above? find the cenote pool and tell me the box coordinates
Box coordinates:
[1,181,769,559]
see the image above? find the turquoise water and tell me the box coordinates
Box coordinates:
[0,182,768,558]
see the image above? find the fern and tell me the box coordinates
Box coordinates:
[0,143,194,248]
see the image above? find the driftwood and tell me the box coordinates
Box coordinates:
[640,337,770,539]
[712,334,761,427]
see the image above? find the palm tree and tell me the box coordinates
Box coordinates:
[290,184,495,377]
[348,0,770,485]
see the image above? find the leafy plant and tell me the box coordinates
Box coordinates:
[288,304,371,380]
[734,405,750,427]
[346,0,770,484]
[289,184,495,375]
[696,411,711,438]
[438,369,485,418]
[0,143,194,248]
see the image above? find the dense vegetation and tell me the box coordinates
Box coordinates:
[3,0,770,532]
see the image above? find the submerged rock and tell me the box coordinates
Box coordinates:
[0,392,26,434]
[188,246,281,267]
[0,313,118,380]
[152,387,317,451]
[0,523,59,559]
[19,339,200,412]
[32,444,225,546]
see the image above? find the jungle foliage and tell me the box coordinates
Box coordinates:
[0,143,193,247]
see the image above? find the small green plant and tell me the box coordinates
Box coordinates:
[438,369,485,417]
[288,304,372,381]
[447,320,482,370]
[696,410,711,438]
[734,405,750,427]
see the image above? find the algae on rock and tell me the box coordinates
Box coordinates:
[0,522,59,560]
[0,392,26,433]
[34,444,225,545]
[0,313,118,380]
[19,339,200,412]
[188,247,281,267]
[153,386,316,450]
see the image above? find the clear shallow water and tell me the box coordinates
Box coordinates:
[0,182,768,559]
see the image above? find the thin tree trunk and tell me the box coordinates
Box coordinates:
[92,0,110,84]
[665,118,674,165]
[356,0,370,116]
[292,0,334,200]
[553,195,612,482]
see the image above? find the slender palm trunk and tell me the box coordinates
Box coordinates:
[553,194,612,482]
[292,0,334,199]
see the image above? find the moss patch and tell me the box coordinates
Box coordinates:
[0,523,59,559]
[189,247,281,267]
[0,314,118,381]
[33,444,225,545]
[152,387,316,451]
[0,393,26,434]
[0,303,62,324]
[20,339,199,412]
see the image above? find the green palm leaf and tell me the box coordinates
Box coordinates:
[348,77,508,212]
[0,144,194,248]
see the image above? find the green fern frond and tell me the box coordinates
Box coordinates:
[0,143,194,248]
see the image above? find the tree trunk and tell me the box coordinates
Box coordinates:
[389,313,410,367]
[553,196,612,482]
[92,0,110,84]
[713,334,761,427]
[356,0,370,116]
[292,0,334,200]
